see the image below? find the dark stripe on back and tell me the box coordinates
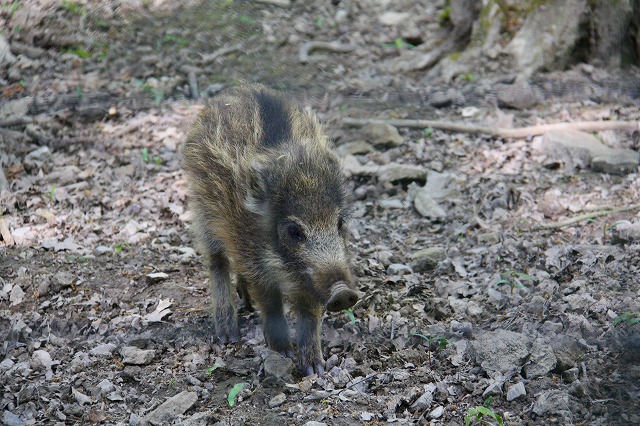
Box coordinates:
[256,90,291,147]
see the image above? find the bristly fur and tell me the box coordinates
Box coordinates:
[181,84,357,374]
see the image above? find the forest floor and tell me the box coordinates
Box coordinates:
[1,1,640,425]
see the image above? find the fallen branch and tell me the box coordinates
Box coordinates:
[0,217,14,245]
[198,40,251,64]
[342,117,640,139]
[532,203,640,231]
[299,41,356,64]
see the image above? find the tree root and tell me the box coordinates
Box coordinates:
[532,203,640,231]
[299,41,356,64]
[342,117,640,139]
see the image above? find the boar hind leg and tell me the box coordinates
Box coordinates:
[236,274,254,312]
[253,286,292,357]
[293,299,324,376]
[203,239,239,344]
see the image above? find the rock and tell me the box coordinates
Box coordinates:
[145,391,198,425]
[448,296,468,314]
[506,0,588,76]
[0,358,15,370]
[477,232,500,245]
[612,221,640,242]
[429,406,444,419]
[386,263,413,276]
[9,285,24,306]
[72,387,93,405]
[268,393,286,408]
[413,171,461,220]
[335,141,373,156]
[410,247,446,272]
[472,330,531,374]
[506,382,526,401]
[378,11,410,26]
[303,422,328,426]
[263,353,295,382]
[182,411,215,426]
[378,164,427,183]
[551,335,582,372]
[482,381,503,398]
[466,300,484,317]
[0,36,17,68]
[410,384,435,411]
[2,411,24,426]
[523,338,557,379]
[591,151,640,175]
[0,96,32,119]
[532,390,571,421]
[31,349,53,371]
[562,367,579,383]
[362,123,403,148]
[97,379,116,395]
[495,81,542,109]
[378,198,404,209]
[568,380,586,397]
[120,346,156,365]
[90,343,117,357]
[537,129,639,174]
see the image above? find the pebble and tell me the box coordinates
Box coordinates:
[506,382,526,401]
[90,343,117,357]
[362,122,404,148]
[263,353,295,382]
[482,381,503,398]
[472,330,530,374]
[410,247,446,272]
[120,346,156,365]
[2,411,23,426]
[429,405,444,419]
[523,338,557,379]
[268,393,286,408]
[145,391,198,425]
[386,263,413,276]
[562,367,579,383]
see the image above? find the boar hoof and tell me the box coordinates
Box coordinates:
[214,312,240,344]
[327,282,359,312]
[303,359,325,377]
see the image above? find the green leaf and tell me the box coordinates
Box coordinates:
[206,364,221,376]
[227,383,246,407]
[142,148,149,162]
[424,127,433,137]
[343,308,356,324]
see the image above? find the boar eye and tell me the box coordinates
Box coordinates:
[285,221,306,242]
[337,217,344,231]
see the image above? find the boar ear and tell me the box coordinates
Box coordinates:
[245,160,269,215]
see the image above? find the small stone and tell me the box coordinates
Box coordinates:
[362,123,404,148]
[410,247,446,272]
[482,381,503,398]
[90,343,117,357]
[429,406,444,419]
[591,150,640,175]
[31,349,53,370]
[568,380,586,397]
[303,422,327,426]
[2,411,23,426]
[72,387,93,405]
[120,346,156,365]
[378,164,428,183]
[378,11,410,26]
[263,353,295,382]
[378,198,404,209]
[410,385,435,411]
[145,391,198,425]
[386,263,413,276]
[477,232,500,245]
[523,338,557,379]
[466,300,484,317]
[268,393,286,408]
[495,81,541,109]
[562,367,579,383]
[506,382,526,401]
[472,330,531,374]
[97,379,116,394]
[532,390,571,419]
[335,141,373,156]
[0,358,15,370]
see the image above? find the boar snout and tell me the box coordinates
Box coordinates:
[327,281,359,312]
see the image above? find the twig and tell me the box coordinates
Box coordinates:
[0,116,33,127]
[342,117,640,139]
[198,40,251,64]
[0,217,14,245]
[299,41,356,64]
[532,203,640,231]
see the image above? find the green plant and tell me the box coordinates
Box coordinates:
[114,242,130,254]
[424,127,433,137]
[382,37,415,50]
[61,47,91,58]
[134,79,164,106]
[61,0,86,16]
[49,184,57,201]
[413,333,449,349]
[586,218,625,239]
[495,270,537,291]
[613,311,640,327]
[459,72,479,82]
[142,147,149,162]
[206,364,222,376]
[465,398,504,426]
[153,156,163,165]
[227,383,246,406]
[1,1,21,16]
[161,34,189,47]
[343,308,356,324]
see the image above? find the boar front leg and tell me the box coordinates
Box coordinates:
[253,285,293,357]
[203,238,239,344]
[293,298,325,376]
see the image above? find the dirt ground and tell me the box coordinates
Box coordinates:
[1,1,640,425]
